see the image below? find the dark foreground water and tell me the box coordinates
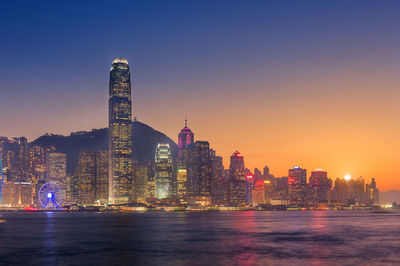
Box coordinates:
[0,211,400,265]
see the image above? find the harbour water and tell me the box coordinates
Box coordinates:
[0,210,399,265]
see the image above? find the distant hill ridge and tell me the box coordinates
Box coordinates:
[30,121,178,174]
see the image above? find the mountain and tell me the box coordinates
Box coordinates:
[380,190,400,204]
[30,120,178,174]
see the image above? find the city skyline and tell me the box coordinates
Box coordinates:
[0,1,399,191]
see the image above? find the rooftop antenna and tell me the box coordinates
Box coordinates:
[185,114,187,127]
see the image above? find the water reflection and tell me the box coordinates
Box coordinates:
[0,211,400,265]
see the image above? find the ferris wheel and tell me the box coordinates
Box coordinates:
[38,183,63,208]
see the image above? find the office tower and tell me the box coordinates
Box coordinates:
[254,168,263,183]
[0,153,3,203]
[95,150,109,204]
[228,151,246,206]
[78,151,96,205]
[252,179,273,205]
[108,57,133,204]
[263,165,270,179]
[348,176,365,204]
[187,141,212,201]
[134,164,149,202]
[16,137,29,182]
[46,152,67,183]
[245,174,254,205]
[0,138,20,182]
[77,150,108,205]
[66,175,79,204]
[333,178,348,204]
[1,181,32,206]
[365,178,379,204]
[154,144,173,199]
[28,146,46,204]
[178,118,194,167]
[210,150,224,206]
[288,166,307,205]
[309,169,332,204]
[176,168,187,204]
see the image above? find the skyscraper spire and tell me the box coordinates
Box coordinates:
[185,114,187,128]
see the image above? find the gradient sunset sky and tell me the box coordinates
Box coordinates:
[0,0,399,190]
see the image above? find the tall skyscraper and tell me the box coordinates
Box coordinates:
[288,166,307,205]
[108,57,133,204]
[154,144,173,199]
[0,153,3,203]
[228,151,246,206]
[134,164,149,202]
[187,141,212,198]
[46,152,67,183]
[178,119,194,167]
[309,169,331,204]
[77,150,109,205]
[210,150,224,206]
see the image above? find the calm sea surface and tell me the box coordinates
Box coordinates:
[0,211,399,265]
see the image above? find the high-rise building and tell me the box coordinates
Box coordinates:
[77,151,96,205]
[77,150,108,205]
[228,151,246,206]
[365,178,379,205]
[134,164,149,203]
[187,141,212,200]
[176,168,187,204]
[263,165,270,179]
[210,150,224,206]
[252,179,273,205]
[108,57,133,204]
[46,152,66,183]
[309,169,331,204]
[0,152,3,203]
[288,166,307,205]
[154,144,173,199]
[245,173,254,205]
[178,119,194,168]
[254,168,263,183]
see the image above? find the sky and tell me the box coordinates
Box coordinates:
[0,0,399,190]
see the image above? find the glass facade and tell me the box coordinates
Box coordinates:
[108,58,133,204]
[154,144,173,199]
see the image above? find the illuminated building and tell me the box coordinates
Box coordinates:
[228,151,246,206]
[66,175,79,205]
[333,176,367,205]
[154,144,173,199]
[187,141,212,203]
[309,169,332,204]
[46,152,66,183]
[134,164,149,202]
[245,174,254,205]
[176,168,187,203]
[108,57,133,204]
[252,180,273,205]
[16,137,29,182]
[288,166,307,205]
[0,153,3,203]
[78,151,96,204]
[177,119,194,202]
[254,168,262,183]
[1,181,33,206]
[77,150,108,205]
[28,146,46,204]
[210,150,224,206]
[178,118,194,168]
